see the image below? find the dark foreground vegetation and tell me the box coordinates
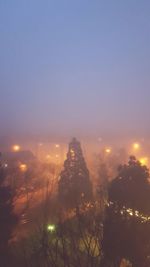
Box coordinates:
[0,139,150,267]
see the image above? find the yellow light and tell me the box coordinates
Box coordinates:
[47,224,56,232]
[139,157,148,166]
[70,149,75,158]
[19,164,27,172]
[133,142,140,150]
[55,144,60,148]
[12,145,20,152]
[105,148,111,154]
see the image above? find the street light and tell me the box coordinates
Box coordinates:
[139,157,148,166]
[55,144,60,148]
[133,143,140,150]
[105,148,112,154]
[12,145,21,152]
[19,164,27,172]
[47,224,56,233]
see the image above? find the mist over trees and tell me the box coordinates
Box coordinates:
[0,139,150,267]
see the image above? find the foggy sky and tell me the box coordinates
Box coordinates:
[0,0,150,137]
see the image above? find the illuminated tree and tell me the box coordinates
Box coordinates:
[58,138,92,209]
[101,156,150,267]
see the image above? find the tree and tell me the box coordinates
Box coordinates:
[12,198,102,267]
[101,156,150,267]
[96,162,109,214]
[58,138,93,209]
[0,154,18,266]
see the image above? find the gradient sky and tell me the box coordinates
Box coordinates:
[0,0,150,137]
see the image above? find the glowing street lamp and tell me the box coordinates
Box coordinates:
[47,224,56,233]
[105,148,112,154]
[139,157,148,166]
[19,164,27,172]
[55,144,60,148]
[133,142,140,150]
[12,145,20,152]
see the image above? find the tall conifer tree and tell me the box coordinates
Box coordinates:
[58,138,92,208]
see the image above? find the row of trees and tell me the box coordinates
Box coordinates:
[58,139,150,267]
[1,138,150,266]
[101,156,150,267]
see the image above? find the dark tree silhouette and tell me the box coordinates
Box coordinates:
[58,138,92,209]
[0,154,18,266]
[101,156,150,267]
